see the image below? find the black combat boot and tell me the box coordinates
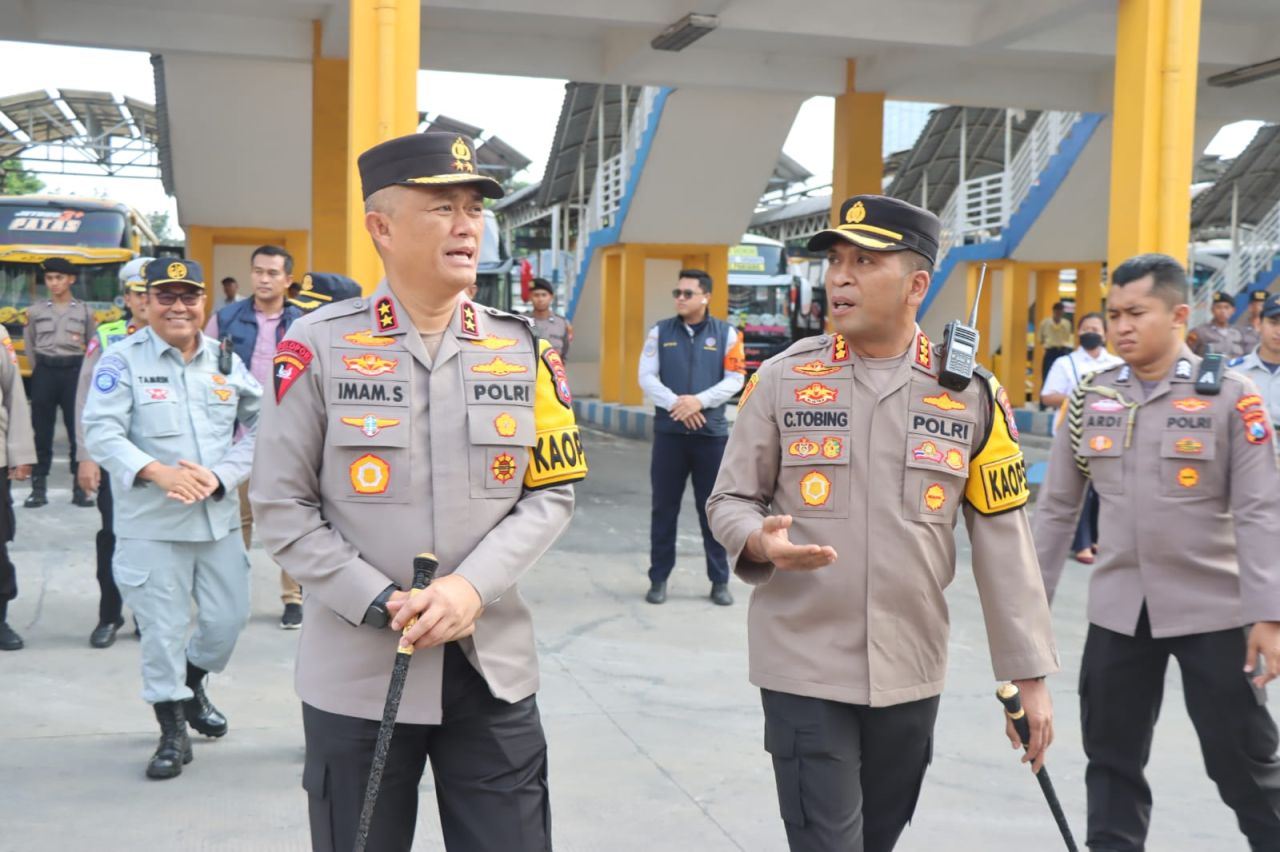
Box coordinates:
[71,483,95,507]
[183,661,228,738]
[147,701,193,779]
[23,476,46,508]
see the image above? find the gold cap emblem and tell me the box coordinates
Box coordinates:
[452,136,475,174]
[846,201,866,225]
[167,261,188,280]
[302,273,313,291]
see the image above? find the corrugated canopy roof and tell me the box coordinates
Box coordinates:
[538,82,640,208]
[0,88,157,164]
[886,105,1040,214]
[1191,124,1279,235]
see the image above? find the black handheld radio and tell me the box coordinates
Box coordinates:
[218,335,234,376]
[1196,350,1224,395]
[938,263,987,392]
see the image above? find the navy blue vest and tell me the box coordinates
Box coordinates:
[654,315,732,436]
[215,298,302,368]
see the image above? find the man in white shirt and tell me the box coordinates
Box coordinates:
[1041,312,1122,565]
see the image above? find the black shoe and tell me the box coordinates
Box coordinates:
[645,581,667,605]
[71,485,95,507]
[710,583,734,606]
[183,662,228,738]
[23,476,46,508]
[0,621,23,651]
[147,701,193,780]
[89,618,125,648]
[280,603,302,630]
[133,616,142,638]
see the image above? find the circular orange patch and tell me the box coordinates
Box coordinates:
[1177,466,1199,488]
[800,471,831,507]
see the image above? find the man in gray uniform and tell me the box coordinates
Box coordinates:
[1187,290,1246,358]
[83,258,262,780]
[25,256,95,508]
[252,132,584,852]
[0,325,37,650]
[528,277,572,356]
[1035,253,1280,851]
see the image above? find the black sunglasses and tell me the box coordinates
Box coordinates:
[672,288,701,300]
[151,291,204,306]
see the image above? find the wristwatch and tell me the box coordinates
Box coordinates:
[362,584,398,628]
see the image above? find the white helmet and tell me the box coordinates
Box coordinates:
[120,256,154,291]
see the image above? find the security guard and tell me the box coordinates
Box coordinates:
[707,195,1059,852]
[83,258,262,780]
[0,325,37,651]
[1187,290,1247,358]
[528,277,572,356]
[75,257,152,648]
[25,256,95,508]
[287,271,362,313]
[250,132,585,852]
[639,269,745,606]
[1228,292,1280,437]
[1035,253,1280,852]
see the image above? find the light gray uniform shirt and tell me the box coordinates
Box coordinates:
[82,328,262,541]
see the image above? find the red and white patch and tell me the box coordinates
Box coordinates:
[1090,398,1125,413]
[996,386,1020,440]
[274,339,314,403]
[543,347,572,408]
[147,387,168,401]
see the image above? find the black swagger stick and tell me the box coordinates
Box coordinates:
[353,553,439,852]
[997,683,1079,852]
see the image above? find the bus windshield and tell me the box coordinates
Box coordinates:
[0,204,129,249]
[0,261,125,332]
[728,242,787,277]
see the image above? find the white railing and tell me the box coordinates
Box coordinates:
[1192,196,1280,326]
[573,86,662,280]
[937,110,1081,260]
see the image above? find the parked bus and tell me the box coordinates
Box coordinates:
[728,234,824,373]
[0,195,158,374]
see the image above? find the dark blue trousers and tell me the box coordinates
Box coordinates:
[648,430,730,585]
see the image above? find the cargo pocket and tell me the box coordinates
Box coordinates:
[136,398,182,438]
[468,406,534,499]
[903,430,968,525]
[1158,430,1222,499]
[764,715,805,828]
[1077,429,1125,496]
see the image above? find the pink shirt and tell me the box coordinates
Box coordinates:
[205,305,283,391]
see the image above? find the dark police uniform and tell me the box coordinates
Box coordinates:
[250,133,585,852]
[708,196,1059,852]
[637,301,745,602]
[1035,294,1280,850]
[26,256,94,507]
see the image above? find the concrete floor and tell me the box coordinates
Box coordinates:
[0,428,1251,851]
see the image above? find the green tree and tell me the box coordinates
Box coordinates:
[146,210,173,240]
[1,159,44,195]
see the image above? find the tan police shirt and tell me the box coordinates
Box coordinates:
[532,312,571,358]
[26,298,92,359]
[1188,321,1246,359]
[250,284,585,724]
[1034,346,1280,637]
[0,328,36,469]
[706,330,1059,708]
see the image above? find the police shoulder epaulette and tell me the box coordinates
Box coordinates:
[775,334,829,361]
[480,304,536,328]
[302,296,367,325]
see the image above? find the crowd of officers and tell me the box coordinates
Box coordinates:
[2,130,1280,851]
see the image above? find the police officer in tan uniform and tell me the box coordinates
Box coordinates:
[1187,290,1247,358]
[707,195,1059,852]
[1035,253,1280,852]
[528,277,572,356]
[25,256,95,508]
[251,132,585,852]
[0,325,37,650]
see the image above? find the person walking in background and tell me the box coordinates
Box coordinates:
[25,256,95,509]
[1040,311,1122,566]
[75,256,152,648]
[639,269,745,607]
[205,245,304,629]
[1039,300,1075,397]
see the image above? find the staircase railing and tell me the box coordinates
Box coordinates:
[1192,196,1280,326]
[936,110,1081,260]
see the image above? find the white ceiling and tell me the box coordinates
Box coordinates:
[2,0,1278,119]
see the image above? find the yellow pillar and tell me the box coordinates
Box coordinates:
[967,262,993,369]
[184,226,214,282]
[706,245,729,320]
[620,245,647,406]
[999,262,1031,404]
[1076,262,1104,319]
[313,22,349,276]
[600,249,623,402]
[347,0,420,292]
[831,59,885,224]
[1107,0,1202,273]
[1032,268,1059,400]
